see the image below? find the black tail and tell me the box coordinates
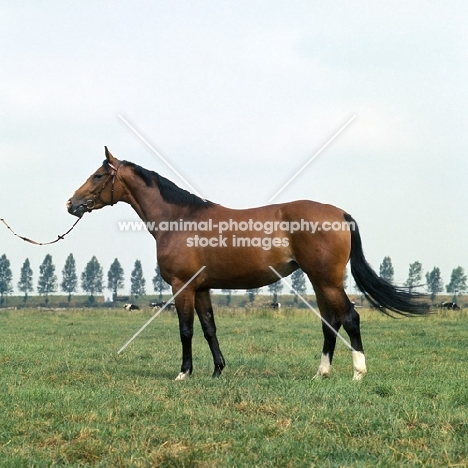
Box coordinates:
[344,213,431,316]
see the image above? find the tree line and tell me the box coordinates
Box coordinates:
[250,257,467,305]
[378,257,467,302]
[252,258,467,306]
[0,253,171,305]
[0,253,466,306]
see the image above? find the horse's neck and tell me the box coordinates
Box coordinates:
[121,172,182,224]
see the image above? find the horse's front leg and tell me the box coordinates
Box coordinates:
[195,289,225,377]
[173,285,196,381]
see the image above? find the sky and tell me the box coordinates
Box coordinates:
[1,1,467,298]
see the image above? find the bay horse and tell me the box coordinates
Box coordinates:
[66,148,429,380]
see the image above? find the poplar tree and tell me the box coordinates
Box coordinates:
[37,254,57,304]
[446,266,467,301]
[153,264,170,300]
[18,258,34,303]
[290,269,307,303]
[379,256,394,284]
[246,288,260,303]
[130,260,146,298]
[425,267,443,302]
[61,253,78,304]
[0,254,13,305]
[268,279,283,303]
[405,261,423,293]
[220,289,233,306]
[108,258,125,302]
[81,256,103,302]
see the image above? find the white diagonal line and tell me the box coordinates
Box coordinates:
[268,115,357,203]
[117,266,206,354]
[118,114,204,198]
[268,266,355,351]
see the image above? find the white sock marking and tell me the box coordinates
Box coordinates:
[315,353,331,378]
[352,351,367,380]
[175,371,190,381]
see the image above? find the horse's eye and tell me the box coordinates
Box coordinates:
[94,174,103,180]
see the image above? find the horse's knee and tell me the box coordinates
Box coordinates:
[179,323,193,342]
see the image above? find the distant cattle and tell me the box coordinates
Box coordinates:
[440,301,461,310]
[270,302,281,309]
[123,303,140,311]
[150,301,175,310]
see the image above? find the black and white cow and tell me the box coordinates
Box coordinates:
[150,301,175,310]
[440,301,461,310]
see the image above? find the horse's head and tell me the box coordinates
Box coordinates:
[66,147,122,218]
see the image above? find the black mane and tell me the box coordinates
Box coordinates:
[113,160,214,209]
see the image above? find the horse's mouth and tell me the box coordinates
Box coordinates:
[66,199,88,218]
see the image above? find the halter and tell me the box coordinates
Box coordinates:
[1,161,121,246]
[86,161,121,210]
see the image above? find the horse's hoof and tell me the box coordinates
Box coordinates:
[313,372,330,380]
[212,369,222,378]
[352,370,366,381]
[175,371,190,381]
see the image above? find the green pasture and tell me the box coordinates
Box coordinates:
[0,307,467,467]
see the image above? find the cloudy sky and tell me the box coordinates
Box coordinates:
[1,1,467,297]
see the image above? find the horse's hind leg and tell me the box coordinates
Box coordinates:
[315,311,341,378]
[343,303,366,380]
[314,286,366,380]
[195,289,225,377]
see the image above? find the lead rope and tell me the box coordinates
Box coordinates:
[0,216,82,246]
[1,162,119,246]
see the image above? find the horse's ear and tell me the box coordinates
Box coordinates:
[104,146,116,163]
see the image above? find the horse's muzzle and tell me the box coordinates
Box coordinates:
[66,199,86,218]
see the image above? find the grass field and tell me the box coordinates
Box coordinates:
[0,307,467,467]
